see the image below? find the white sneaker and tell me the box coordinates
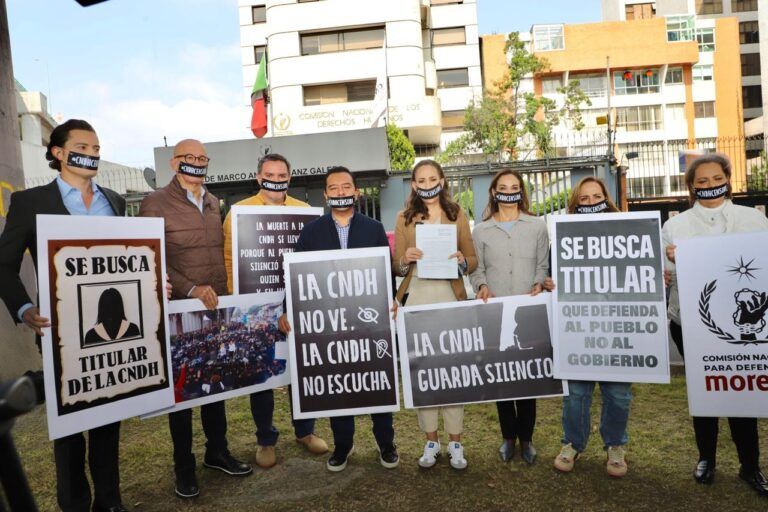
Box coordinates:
[418,440,441,468]
[447,441,467,470]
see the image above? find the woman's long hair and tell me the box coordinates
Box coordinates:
[482,169,532,221]
[96,288,127,325]
[684,153,733,206]
[403,159,459,225]
[566,177,620,214]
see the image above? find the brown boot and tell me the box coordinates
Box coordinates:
[256,445,277,469]
[296,434,328,455]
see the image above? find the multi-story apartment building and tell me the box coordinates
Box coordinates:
[238,0,483,153]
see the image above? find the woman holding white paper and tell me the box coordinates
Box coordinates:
[544,177,633,478]
[663,154,768,497]
[394,159,477,470]
[469,169,549,466]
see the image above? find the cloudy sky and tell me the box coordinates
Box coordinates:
[8,0,600,168]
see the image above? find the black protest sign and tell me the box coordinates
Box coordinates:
[551,212,670,383]
[397,295,564,408]
[232,206,322,294]
[284,247,399,419]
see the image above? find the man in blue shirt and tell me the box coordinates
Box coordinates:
[0,119,128,512]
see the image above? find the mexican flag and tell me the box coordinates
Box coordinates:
[250,55,268,138]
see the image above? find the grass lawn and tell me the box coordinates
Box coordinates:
[9,374,767,511]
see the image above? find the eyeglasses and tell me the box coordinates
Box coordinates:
[174,154,211,165]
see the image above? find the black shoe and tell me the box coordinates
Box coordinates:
[379,444,399,469]
[739,467,768,497]
[93,505,129,512]
[203,451,253,476]
[327,445,354,472]
[174,468,200,499]
[520,441,537,465]
[498,439,515,463]
[694,459,715,484]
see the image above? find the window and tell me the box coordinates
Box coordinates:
[432,27,465,46]
[740,21,759,44]
[696,28,715,52]
[613,70,660,95]
[616,105,663,131]
[625,3,655,20]
[251,5,266,24]
[666,103,686,121]
[431,0,463,5]
[733,0,758,13]
[694,101,715,118]
[692,64,713,81]
[695,0,722,14]
[542,76,562,94]
[741,53,761,76]
[437,68,469,88]
[665,67,684,84]
[301,27,385,55]
[570,73,607,97]
[743,85,763,109]
[253,45,266,65]
[533,25,564,51]
[667,16,695,42]
[441,110,465,131]
[303,80,376,106]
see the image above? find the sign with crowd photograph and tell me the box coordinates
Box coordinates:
[676,231,768,417]
[396,294,565,408]
[143,292,289,417]
[551,212,670,383]
[284,247,399,419]
[36,215,173,439]
[231,206,323,294]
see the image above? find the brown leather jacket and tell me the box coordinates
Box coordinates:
[138,176,227,298]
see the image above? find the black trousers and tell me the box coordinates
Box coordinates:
[168,400,228,473]
[53,422,121,512]
[497,399,536,442]
[670,321,760,470]
[330,413,394,453]
[249,388,315,446]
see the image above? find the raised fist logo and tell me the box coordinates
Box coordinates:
[732,289,768,341]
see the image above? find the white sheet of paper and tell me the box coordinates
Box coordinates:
[416,224,458,279]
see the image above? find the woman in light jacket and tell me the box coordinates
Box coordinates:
[394,159,477,470]
[469,169,549,465]
[663,154,768,497]
[546,177,633,479]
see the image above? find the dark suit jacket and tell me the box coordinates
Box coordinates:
[295,212,395,296]
[0,179,126,323]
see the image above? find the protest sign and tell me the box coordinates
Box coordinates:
[143,292,289,417]
[37,215,173,439]
[397,294,565,408]
[676,231,768,417]
[231,205,322,294]
[284,247,399,419]
[551,212,669,383]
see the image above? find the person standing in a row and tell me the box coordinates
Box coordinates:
[663,154,768,497]
[470,169,549,466]
[139,139,252,500]
[394,159,477,470]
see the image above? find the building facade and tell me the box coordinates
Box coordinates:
[238,0,482,153]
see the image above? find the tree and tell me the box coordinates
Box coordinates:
[440,31,591,162]
[386,123,416,171]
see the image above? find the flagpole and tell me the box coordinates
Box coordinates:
[266,34,272,137]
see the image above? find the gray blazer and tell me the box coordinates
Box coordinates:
[469,213,550,297]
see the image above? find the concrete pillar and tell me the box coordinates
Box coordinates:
[0,0,40,380]
[472,174,492,223]
[379,176,410,231]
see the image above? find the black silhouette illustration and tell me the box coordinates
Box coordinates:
[733,288,768,342]
[84,287,141,345]
[501,305,548,351]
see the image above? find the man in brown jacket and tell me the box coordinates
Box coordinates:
[139,139,252,500]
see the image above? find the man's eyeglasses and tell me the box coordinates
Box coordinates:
[174,154,211,165]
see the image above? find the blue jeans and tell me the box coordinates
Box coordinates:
[330,413,394,453]
[561,380,632,452]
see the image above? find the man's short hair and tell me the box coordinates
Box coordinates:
[257,153,291,174]
[325,166,357,188]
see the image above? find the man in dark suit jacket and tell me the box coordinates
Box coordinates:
[288,166,399,473]
[0,119,128,512]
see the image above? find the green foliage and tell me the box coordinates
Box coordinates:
[453,188,474,219]
[530,188,570,216]
[747,151,768,192]
[386,123,415,172]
